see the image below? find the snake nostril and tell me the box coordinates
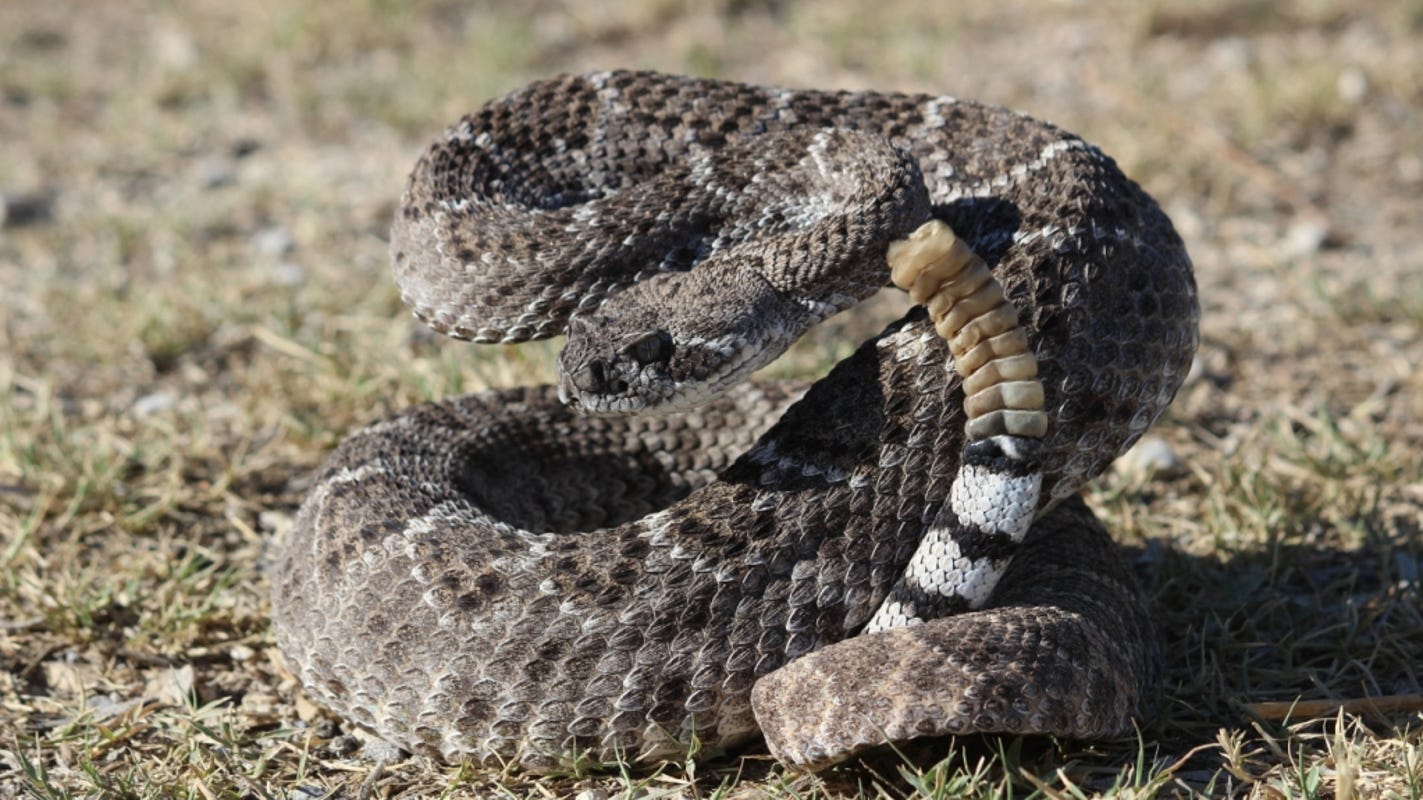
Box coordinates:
[571,361,607,393]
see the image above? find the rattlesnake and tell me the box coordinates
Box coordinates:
[271,70,1199,772]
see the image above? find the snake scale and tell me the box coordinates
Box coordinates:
[271,70,1199,772]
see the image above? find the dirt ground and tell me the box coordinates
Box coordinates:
[2,1,1421,797]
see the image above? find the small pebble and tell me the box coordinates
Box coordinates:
[131,392,177,417]
[1282,215,1330,257]
[259,510,292,534]
[1119,435,1184,478]
[253,225,295,257]
[1337,66,1367,104]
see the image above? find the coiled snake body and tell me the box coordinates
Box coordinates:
[272,71,1199,771]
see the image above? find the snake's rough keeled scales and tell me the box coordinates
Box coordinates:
[272,70,1199,772]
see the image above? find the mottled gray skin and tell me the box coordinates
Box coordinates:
[272,70,1199,772]
[556,265,814,414]
[553,128,930,414]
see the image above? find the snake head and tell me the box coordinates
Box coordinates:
[558,265,816,414]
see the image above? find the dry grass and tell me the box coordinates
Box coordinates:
[3,0,1421,797]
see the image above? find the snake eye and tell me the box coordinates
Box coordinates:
[623,330,673,365]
